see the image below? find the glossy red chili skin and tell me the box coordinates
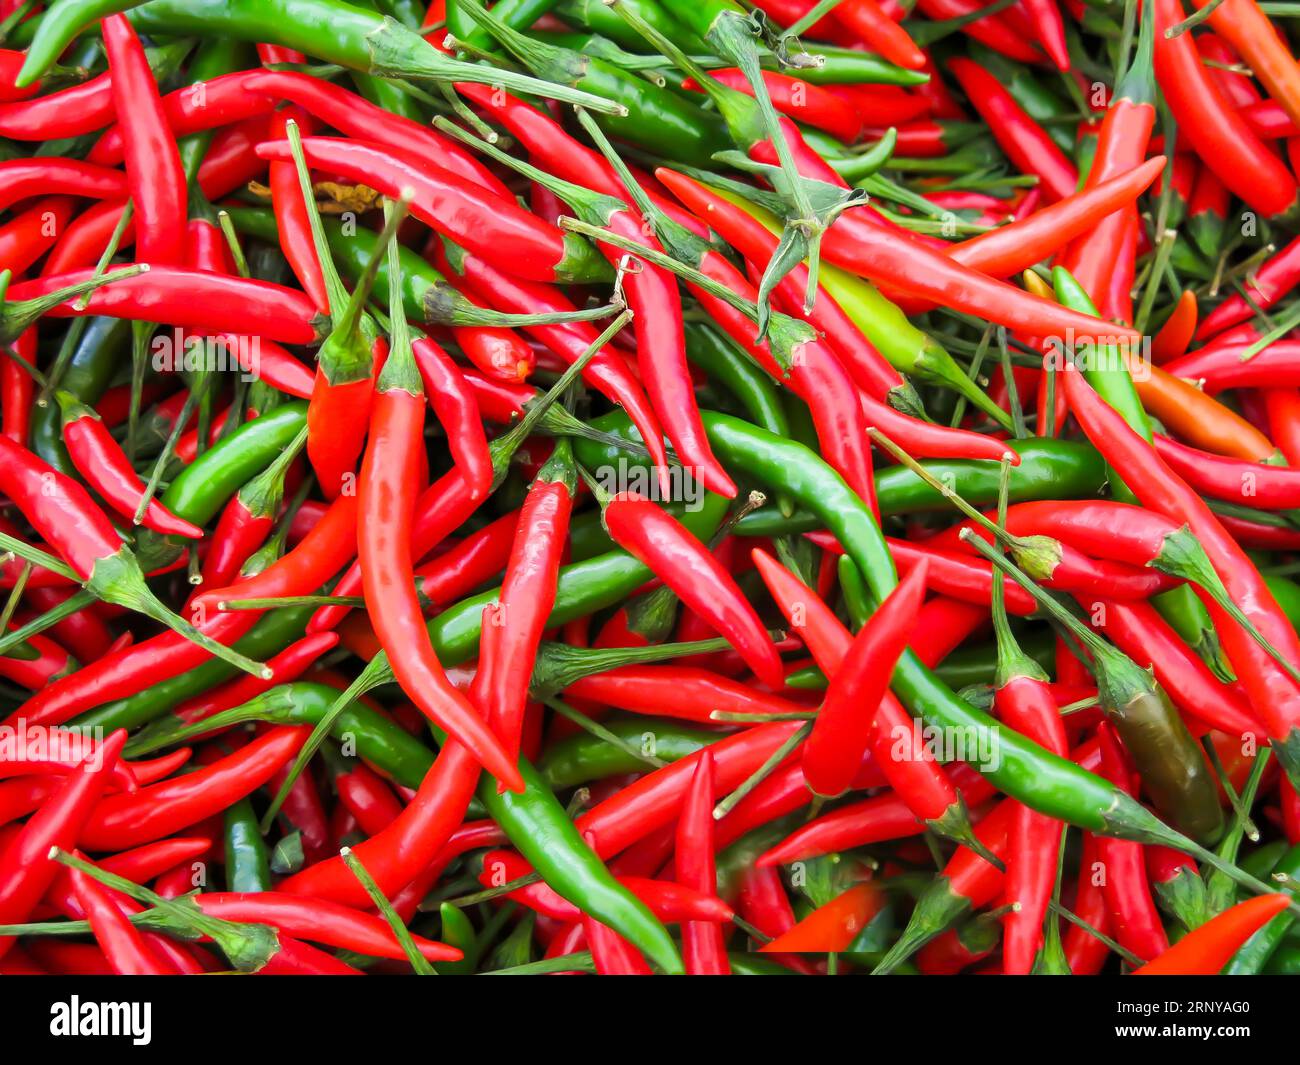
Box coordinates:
[11,269,321,344]
[412,336,492,501]
[102,15,186,266]
[266,107,328,314]
[0,729,126,960]
[435,244,669,477]
[0,158,127,213]
[1152,0,1299,217]
[77,727,307,852]
[63,413,204,538]
[599,210,735,499]
[606,497,780,687]
[0,74,115,139]
[358,384,522,791]
[948,58,1079,202]
[565,666,811,725]
[0,197,75,274]
[803,564,926,797]
[1094,724,1170,962]
[479,478,571,761]
[256,137,575,284]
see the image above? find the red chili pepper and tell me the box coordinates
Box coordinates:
[415,509,520,610]
[833,0,927,69]
[101,14,186,265]
[595,496,780,687]
[1152,0,1299,217]
[803,562,927,797]
[478,450,574,763]
[1094,722,1170,962]
[1063,829,1113,974]
[949,157,1165,280]
[0,157,127,213]
[194,892,461,963]
[676,752,728,974]
[412,335,493,502]
[70,866,176,975]
[564,665,811,725]
[0,197,75,274]
[10,268,322,344]
[353,241,522,791]
[0,728,125,960]
[1136,893,1292,974]
[913,0,1040,60]
[947,58,1078,202]
[1150,289,1198,363]
[751,548,972,829]
[56,392,203,539]
[0,74,115,139]
[759,882,886,952]
[1063,366,1300,788]
[267,107,328,314]
[334,761,404,836]
[256,136,597,286]
[432,243,669,478]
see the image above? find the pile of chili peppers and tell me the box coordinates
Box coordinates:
[3,0,1300,980]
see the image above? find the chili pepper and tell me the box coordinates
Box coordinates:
[873,798,1017,972]
[947,58,1078,201]
[684,66,862,143]
[102,14,185,266]
[759,882,886,953]
[74,726,305,852]
[69,865,177,975]
[432,243,668,479]
[805,561,927,798]
[1135,890,1291,975]
[478,447,576,763]
[334,759,402,836]
[1152,0,1299,217]
[259,134,612,290]
[55,392,202,539]
[0,727,125,959]
[1063,365,1300,791]
[222,796,271,893]
[914,0,1039,60]
[673,752,727,974]
[833,0,925,69]
[561,665,809,725]
[1197,235,1300,341]
[11,267,322,344]
[197,430,306,593]
[1150,289,1198,364]
[0,157,128,213]
[351,215,522,793]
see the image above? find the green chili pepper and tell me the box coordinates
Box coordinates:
[1223,841,1300,974]
[540,718,717,790]
[161,401,308,527]
[435,902,479,975]
[685,321,788,441]
[474,745,684,973]
[68,606,312,735]
[223,797,272,893]
[31,317,129,477]
[458,0,729,166]
[1266,575,1300,634]
[553,0,708,54]
[125,682,437,788]
[691,411,1192,843]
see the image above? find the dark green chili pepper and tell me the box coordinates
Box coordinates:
[31,317,128,476]
[124,682,437,788]
[457,0,729,167]
[223,797,272,893]
[68,606,312,735]
[931,630,1055,690]
[540,718,716,790]
[161,401,308,527]
[553,0,709,54]
[474,745,684,973]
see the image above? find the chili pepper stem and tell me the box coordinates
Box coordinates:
[341,847,436,975]
[87,549,272,679]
